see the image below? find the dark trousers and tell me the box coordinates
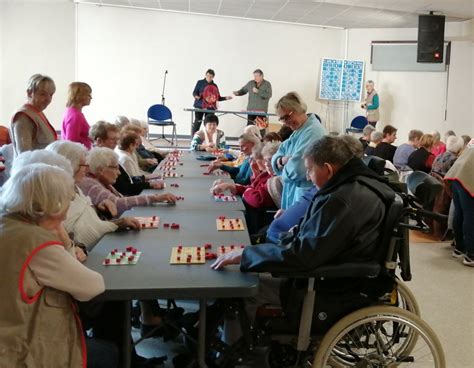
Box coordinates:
[86,338,119,368]
[452,180,474,257]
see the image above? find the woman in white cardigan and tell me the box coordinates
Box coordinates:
[39,142,140,248]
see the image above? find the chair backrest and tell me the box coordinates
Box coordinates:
[350,115,368,130]
[362,155,386,176]
[147,104,172,121]
[406,171,443,208]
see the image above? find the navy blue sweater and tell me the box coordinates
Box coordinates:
[192,79,226,108]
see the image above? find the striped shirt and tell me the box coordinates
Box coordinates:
[78,176,155,217]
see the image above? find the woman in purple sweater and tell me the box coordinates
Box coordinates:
[61,82,93,149]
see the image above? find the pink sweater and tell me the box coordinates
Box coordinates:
[235,172,276,209]
[78,176,155,217]
[61,107,92,149]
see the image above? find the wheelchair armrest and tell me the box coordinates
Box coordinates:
[271,262,381,279]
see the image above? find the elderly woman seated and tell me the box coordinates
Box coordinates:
[44,141,142,248]
[115,129,154,177]
[408,134,435,173]
[211,142,279,234]
[121,124,159,172]
[0,163,107,367]
[431,136,465,177]
[78,147,177,217]
[191,114,226,152]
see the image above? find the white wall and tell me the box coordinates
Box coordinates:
[76,4,344,137]
[0,1,75,129]
[346,26,473,143]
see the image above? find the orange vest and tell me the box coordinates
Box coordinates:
[0,214,86,368]
[10,104,57,154]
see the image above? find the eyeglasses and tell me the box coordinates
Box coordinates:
[278,111,293,122]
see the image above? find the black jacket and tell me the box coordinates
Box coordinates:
[240,158,395,274]
[113,164,150,196]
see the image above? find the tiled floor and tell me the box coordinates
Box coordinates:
[135,241,474,367]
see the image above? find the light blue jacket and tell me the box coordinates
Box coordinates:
[271,114,326,209]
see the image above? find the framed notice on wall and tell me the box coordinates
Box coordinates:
[319,58,365,102]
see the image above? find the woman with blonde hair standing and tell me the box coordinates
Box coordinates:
[10,74,57,156]
[61,82,93,149]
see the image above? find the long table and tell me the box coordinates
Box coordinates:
[184,107,276,135]
[86,150,258,368]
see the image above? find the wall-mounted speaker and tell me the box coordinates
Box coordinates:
[417,14,445,63]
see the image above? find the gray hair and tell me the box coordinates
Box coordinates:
[431,131,441,142]
[304,136,353,167]
[115,116,130,129]
[251,144,264,160]
[362,124,375,137]
[340,135,364,158]
[87,147,118,174]
[370,131,383,144]
[275,92,307,114]
[46,141,87,173]
[239,132,261,146]
[11,150,73,177]
[0,163,74,219]
[243,125,262,141]
[26,73,55,94]
[446,136,464,154]
[262,141,281,159]
[366,80,375,85]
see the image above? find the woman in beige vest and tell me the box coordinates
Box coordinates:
[10,74,58,156]
[0,163,105,367]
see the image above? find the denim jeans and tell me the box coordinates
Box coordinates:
[452,180,474,257]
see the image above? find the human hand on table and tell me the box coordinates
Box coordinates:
[149,180,165,190]
[207,160,223,173]
[97,199,118,218]
[210,182,235,195]
[153,193,177,205]
[146,158,158,166]
[113,217,141,230]
[74,246,88,263]
[210,249,244,270]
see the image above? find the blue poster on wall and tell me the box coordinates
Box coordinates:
[319,58,365,101]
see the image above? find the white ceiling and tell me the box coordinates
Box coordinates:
[74,0,473,28]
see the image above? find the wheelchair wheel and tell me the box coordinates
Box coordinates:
[394,279,421,317]
[313,306,445,368]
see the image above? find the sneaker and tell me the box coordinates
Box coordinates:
[452,249,465,258]
[463,256,474,267]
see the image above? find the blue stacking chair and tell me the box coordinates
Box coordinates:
[147,104,177,146]
[345,115,368,134]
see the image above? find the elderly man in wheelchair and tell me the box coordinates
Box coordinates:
[207,136,445,368]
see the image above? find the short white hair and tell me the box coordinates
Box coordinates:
[87,147,118,174]
[27,73,55,94]
[370,131,383,144]
[115,116,130,129]
[431,131,441,142]
[446,136,464,154]
[262,141,281,159]
[1,163,74,219]
[243,125,262,140]
[46,141,87,173]
[239,132,261,146]
[11,150,73,177]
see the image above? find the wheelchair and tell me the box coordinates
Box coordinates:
[205,171,446,368]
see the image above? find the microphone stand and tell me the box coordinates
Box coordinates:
[161,70,168,105]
